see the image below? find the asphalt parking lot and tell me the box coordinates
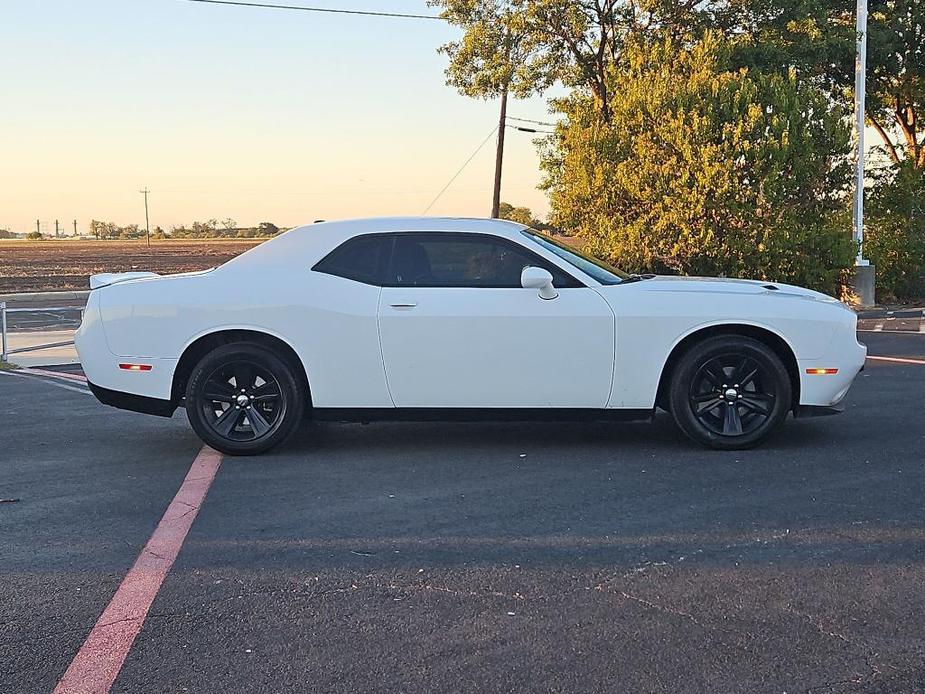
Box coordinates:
[2,331,925,694]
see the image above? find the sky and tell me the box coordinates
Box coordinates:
[0,0,562,234]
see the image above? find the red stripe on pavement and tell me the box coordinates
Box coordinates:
[21,367,88,384]
[867,355,925,366]
[54,446,223,694]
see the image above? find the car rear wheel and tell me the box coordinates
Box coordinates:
[669,335,791,450]
[185,342,305,456]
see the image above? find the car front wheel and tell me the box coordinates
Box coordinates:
[185,342,305,456]
[669,335,791,450]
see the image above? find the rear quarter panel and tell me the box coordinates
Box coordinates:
[97,261,393,408]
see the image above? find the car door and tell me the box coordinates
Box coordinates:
[377,232,615,408]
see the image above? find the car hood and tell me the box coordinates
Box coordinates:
[632,275,843,304]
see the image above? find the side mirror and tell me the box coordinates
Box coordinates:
[521,266,558,300]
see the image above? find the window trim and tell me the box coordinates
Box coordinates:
[312,231,587,289]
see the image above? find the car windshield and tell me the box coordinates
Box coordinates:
[521,230,629,285]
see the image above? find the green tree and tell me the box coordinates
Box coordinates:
[861,0,925,170]
[717,1,925,170]
[430,0,709,120]
[541,33,855,294]
[429,0,550,101]
[258,222,280,235]
[190,220,218,238]
[498,201,540,226]
[719,0,925,297]
[866,161,925,298]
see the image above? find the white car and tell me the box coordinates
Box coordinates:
[76,217,866,455]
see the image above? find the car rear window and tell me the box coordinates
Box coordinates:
[313,235,390,285]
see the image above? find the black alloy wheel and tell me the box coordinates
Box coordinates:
[689,354,775,437]
[186,342,305,455]
[669,335,791,450]
[200,360,284,442]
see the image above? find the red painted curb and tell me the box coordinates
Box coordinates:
[20,367,88,384]
[54,446,223,694]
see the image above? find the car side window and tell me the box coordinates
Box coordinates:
[313,235,390,285]
[384,233,581,288]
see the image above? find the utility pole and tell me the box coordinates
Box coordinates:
[73,219,78,236]
[140,188,151,247]
[491,87,508,219]
[36,219,40,236]
[851,0,875,305]
[55,219,60,238]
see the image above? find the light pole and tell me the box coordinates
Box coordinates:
[853,0,868,266]
[140,188,151,247]
[851,0,876,305]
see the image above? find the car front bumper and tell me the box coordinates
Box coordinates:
[797,331,867,408]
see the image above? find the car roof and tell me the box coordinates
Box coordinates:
[293,216,530,238]
[222,216,538,272]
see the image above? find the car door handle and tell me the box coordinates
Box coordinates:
[389,302,417,309]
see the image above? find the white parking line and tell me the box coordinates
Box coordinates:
[867,355,925,366]
[0,369,91,395]
[858,329,925,335]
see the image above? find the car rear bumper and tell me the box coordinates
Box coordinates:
[76,290,178,401]
[87,380,177,418]
[793,403,845,418]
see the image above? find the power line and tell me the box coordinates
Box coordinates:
[422,126,499,215]
[184,0,443,20]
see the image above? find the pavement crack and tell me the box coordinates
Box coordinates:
[170,505,199,521]
[412,582,517,601]
[144,547,171,562]
[783,605,854,645]
[96,615,142,630]
[617,590,706,629]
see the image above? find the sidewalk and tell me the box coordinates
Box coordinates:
[0,289,89,305]
[2,329,78,367]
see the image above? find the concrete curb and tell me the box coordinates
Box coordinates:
[856,307,925,320]
[0,289,89,303]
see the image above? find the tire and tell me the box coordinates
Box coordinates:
[185,342,305,456]
[668,335,791,450]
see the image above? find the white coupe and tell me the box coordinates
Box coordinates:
[76,217,866,455]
